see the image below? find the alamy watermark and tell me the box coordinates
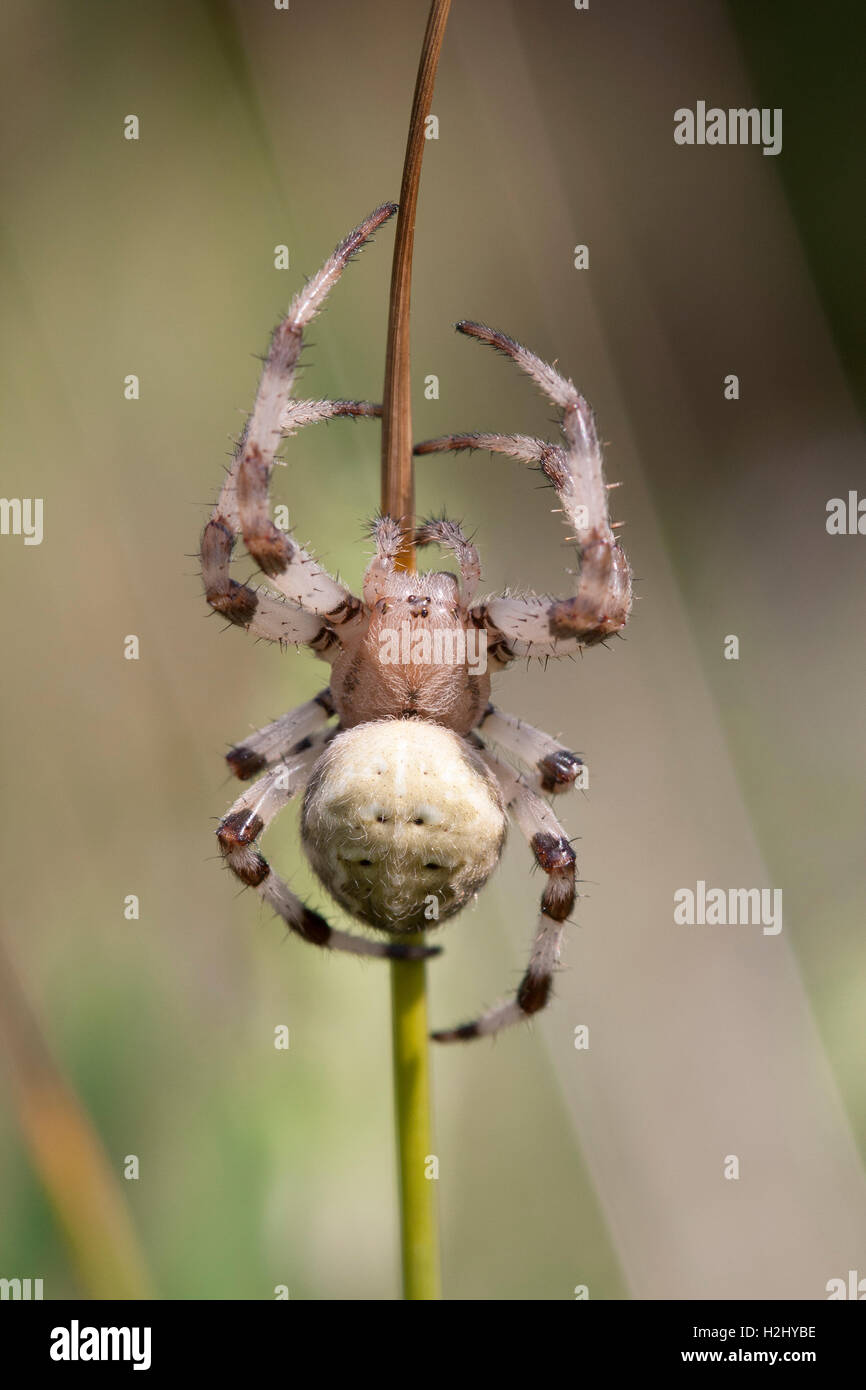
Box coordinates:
[674,103,782,157]
[379,622,487,675]
[826,1269,866,1299]
[50,1321,151,1371]
[826,491,866,534]
[0,1276,43,1299]
[0,497,43,545]
[674,879,782,935]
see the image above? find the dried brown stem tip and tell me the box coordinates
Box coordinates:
[380,0,453,569]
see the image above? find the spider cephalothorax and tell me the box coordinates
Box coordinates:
[331,538,490,731]
[202,204,632,1041]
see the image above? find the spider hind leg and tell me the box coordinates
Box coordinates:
[225,689,336,780]
[476,704,584,796]
[217,738,440,962]
[432,748,576,1042]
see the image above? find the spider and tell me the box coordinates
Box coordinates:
[201,203,632,1042]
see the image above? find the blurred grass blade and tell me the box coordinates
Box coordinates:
[0,937,153,1300]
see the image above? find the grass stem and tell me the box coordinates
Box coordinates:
[382,0,451,1302]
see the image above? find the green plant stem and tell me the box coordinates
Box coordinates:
[382,0,451,1301]
[390,952,440,1300]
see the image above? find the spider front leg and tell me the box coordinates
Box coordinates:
[414,517,481,604]
[217,736,439,962]
[415,320,632,660]
[362,514,481,608]
[225,689,336,780]
[202,203,397,650]
[432,750,576,1042]
[475,704,584,796]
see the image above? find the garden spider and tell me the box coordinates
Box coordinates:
[201,204,632,1041]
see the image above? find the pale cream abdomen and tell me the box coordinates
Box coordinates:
[301,720,507,933]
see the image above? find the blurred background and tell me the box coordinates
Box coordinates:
[0,0,864,1300]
